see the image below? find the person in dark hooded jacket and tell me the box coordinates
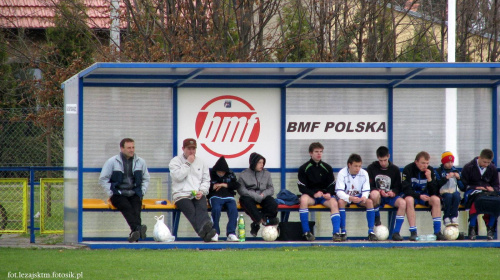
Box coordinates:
[237,152,278,237]
[208,156,240,242]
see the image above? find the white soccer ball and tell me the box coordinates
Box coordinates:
[261,226,279,241]
[374,225,389,241]
[443,226,459,240]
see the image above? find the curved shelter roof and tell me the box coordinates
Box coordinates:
[76,62,500,89]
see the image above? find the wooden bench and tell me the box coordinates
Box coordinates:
[83,198,467,238]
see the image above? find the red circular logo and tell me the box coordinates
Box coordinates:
[195,95,260,158]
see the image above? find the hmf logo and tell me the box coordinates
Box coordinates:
[195,95,260,158]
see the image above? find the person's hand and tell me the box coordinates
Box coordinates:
[187,155,195,163]
[359,197,367,204]
[386,191,395,198]
[424,169,432,181]
[195,191,202,200]
[420,194,430,201]
[213,183,228,191]
[260,193,264,197]
[350,196,361,203]
[446,173,454,179]
[323,193,331,200]
[454,173,461,179]
[486,186,494,192]
[380,190,389,197]
[314,191,323,198]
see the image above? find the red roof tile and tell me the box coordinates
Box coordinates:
[0,0,127,29]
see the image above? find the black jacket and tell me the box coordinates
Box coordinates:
[297,158,335,197]
[401,162,438,200]
[208,156,240,199]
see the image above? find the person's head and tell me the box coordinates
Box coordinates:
[478,148,494,168]
[414,151,430,172]
[441,151,455,169]
[182,138,197,157]
[309,142,324,162]
[376,146,390,168]
[213,156,229,177]
[120,138,135,159]
[347,153,363,175]
[249,152,266,172]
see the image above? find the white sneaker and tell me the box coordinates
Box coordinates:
[211,233,219,242]
[444,218,451,226]
[227,234,239,242]
[450,217,459,226]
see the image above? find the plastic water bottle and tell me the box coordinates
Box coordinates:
[238,214,245,242]
[416,234,436,241]
[426,234,437,241]
[415,234,427,241]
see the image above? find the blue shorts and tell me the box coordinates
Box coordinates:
[380,196,401,207]
[314,197,326,205]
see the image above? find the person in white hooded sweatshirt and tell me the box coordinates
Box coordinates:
[169,138,216,242]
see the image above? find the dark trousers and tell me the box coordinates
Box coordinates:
[239,195,277,224]
[176,196,212,237]
[209,197,238,236]
[110,194,142,232]
[442,192,461,219]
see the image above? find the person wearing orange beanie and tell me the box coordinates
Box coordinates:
[435,151,465,228]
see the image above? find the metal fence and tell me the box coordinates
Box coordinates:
[0,108,63,168]
[0,108,63,240]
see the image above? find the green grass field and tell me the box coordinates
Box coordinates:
[1,247,499,279]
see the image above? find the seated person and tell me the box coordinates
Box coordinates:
[99,138,149,242]
[237,152,278,237]
[208,156,240,242]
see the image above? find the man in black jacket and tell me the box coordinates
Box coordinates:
[402,151,444,241]
[461,149,500,240]
[297,142,341,242]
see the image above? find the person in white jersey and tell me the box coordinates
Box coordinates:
[335,153,378,241]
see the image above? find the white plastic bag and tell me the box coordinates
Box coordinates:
[440,177,458,194]
[153,215,175,242]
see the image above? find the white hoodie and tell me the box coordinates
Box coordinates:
[169,154,210,203]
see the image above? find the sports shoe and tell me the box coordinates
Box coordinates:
[203,229,217,242]
[450,217,459,226]
[487,226,495,240]
[468,226,477,240]
[199,221,214,239]
[340,232,347,241]
[267,217,279,226]
[139,224,147,239]
[409,231,418,241]
[332,233,342,242]
[368,232,378,241]
[435,231,446,241]
[227,234,239,242]
[211,233,219,242]
[250,222,260,237]
[392,232,403,241]
[375,216,382,226]
[128,231,140,243]
[443,217,451,227]
[304,231,315,241]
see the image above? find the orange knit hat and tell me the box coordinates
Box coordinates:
[441,151,455,164]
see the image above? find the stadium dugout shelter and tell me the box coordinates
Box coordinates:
[63,62,500,249]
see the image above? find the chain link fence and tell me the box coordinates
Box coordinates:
[0,108,63,239]
[0,179,28,236]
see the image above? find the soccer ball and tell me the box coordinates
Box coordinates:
[443,226,459,240]
[374,225,389,241]
[261,226,279,241]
